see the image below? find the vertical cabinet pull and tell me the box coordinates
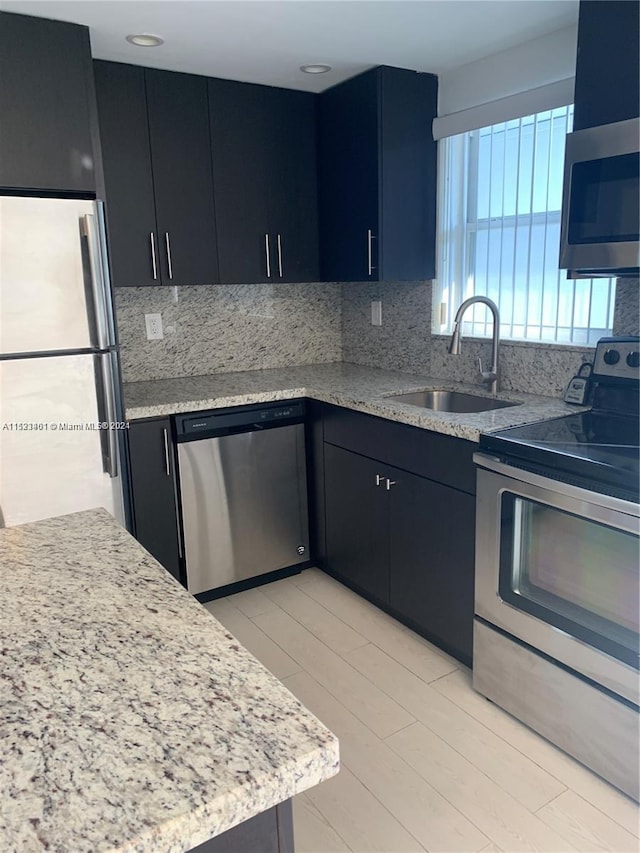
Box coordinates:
[265,234,271,279]
[375,474,385,486]
[162,428,171,476]
[386,479,396,491]
[277,234,283,278]
[164,232,173,280]
[367,229,376,276]
[150,232,158,280]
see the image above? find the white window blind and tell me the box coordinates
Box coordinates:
[434,105,616,346]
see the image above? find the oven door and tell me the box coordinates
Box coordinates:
[475,453,639,704]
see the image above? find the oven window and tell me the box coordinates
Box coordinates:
[568,153,640,245]
[499,494,639,667]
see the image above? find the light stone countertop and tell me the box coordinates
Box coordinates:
[0,509,339,853]
[124,362,583,441]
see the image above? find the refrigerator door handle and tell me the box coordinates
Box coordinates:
[83,210,115,350]
[94,353,119,479]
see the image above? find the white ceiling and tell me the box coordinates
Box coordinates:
[0,0,579,92]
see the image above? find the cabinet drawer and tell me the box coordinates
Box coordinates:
[323,404,476,495]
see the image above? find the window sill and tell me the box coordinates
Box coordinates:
[431,334,596,353]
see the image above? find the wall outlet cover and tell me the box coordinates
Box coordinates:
[144,312,163,340]
[371,300,382,326]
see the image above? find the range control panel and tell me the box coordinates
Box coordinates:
[592,336,640,381]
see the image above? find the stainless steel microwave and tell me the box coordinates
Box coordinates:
[560,117,639,275]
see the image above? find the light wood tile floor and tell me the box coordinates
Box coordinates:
[204,569,640,853]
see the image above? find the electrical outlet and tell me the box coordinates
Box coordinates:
[371,300,382,326]
[144,312,163,340]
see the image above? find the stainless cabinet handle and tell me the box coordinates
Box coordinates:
[150,232,158,280]
[265,234,271,278]
[375,474,385,486]
[164,232,173,280]
[367,229,376,276]
[162,428,171,476]
[386,479,396,490]
[277,234,283,278]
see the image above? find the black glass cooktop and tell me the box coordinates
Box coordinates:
[480,410,640,501]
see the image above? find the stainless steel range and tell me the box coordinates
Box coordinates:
[474,336,639,801]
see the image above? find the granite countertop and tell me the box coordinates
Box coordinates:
[124,363,582,441]
[0,509,339,853]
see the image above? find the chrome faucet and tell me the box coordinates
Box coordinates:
[448,296,500,395]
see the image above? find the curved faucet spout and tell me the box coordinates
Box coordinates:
[447,296,500,394]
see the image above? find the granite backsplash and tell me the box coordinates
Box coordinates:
[115,277,638,397]
[115,283,342,382]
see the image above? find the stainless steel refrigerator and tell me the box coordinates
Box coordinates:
[0,195,129,528]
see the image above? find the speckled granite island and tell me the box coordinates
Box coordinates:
[123,363,580,438]
[0,509,339,853]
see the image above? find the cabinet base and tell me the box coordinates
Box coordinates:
[189,800,294,853]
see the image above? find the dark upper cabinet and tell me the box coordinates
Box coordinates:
[318,65,438,282]
[128,418,182,584]
[208,79,271,284]
[94,60,218,287]
[0,12,96,193]
[93,62,157,287]
[573,0,640,132]
[209,78,319,284]
[145,69,219,285]
[267,87,320,283]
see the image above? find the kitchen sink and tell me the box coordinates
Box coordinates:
[386,390,520,413]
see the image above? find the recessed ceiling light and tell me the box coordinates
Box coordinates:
[300,64,332,75]
[126,33,164,47]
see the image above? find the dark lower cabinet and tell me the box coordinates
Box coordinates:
[189,801,293,853]
[128,418,182,583]
[324,443,389,605]
[388,468,475,665]
[0,12,96,193]
[321,405,476,666]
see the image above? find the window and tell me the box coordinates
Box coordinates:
[434,106,616,345]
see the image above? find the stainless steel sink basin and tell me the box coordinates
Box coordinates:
[386,390,520,413]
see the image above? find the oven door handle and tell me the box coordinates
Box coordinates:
[473,452,639,518]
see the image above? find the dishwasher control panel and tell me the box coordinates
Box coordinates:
[175,400,306,441]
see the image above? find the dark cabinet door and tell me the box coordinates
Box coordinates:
[128,418,182,583]
[324,443,389,604]
[379,67,437,281]
[573,0,640,131]
[318,68,380,282]
[318,65,437,282]
[389,469,475,665]
[93,61,158,287]
[0,12,95,193]
[267,88,320,283]
[146,69,219,286]
[209,78,271,284]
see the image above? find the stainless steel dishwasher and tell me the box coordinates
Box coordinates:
[174,401,309,596]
